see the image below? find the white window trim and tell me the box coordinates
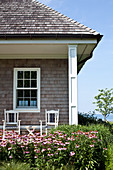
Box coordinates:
[13,68,40,112]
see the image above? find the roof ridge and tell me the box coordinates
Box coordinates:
[33,0,99,35]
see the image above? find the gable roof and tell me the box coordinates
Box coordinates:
[0,0,102,40]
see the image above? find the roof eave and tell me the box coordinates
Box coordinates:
[77,34,103,73]
[0,33,103,41]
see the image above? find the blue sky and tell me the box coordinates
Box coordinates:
[39,0,113,114]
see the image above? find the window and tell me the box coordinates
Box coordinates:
[13,68,40,112]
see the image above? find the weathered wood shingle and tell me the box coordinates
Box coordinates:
[0,0,100,37]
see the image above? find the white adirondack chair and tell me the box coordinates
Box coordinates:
[39,109,59,136]
[2,109,21,139]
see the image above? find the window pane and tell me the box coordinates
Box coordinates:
[24,90,30,97]
[17,80,23,87]
[31,90,37,97]
[31,80,37,88]
[17,90,23,97]
[17,98,24,107]
[24,100,29,106]
[25,98,30,106]
[30,99,37,107]
[24,71,30,79]
[18,71,23,79]
[31,71,37,79]
[24,80,30,87]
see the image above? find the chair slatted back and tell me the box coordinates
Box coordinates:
[4,109,19,124]
[45,109,59,127]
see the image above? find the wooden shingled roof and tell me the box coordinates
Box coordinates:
[0,0,102,40]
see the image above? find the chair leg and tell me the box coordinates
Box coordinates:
[46,128,47,135]
[40,121,42,136]
[2,120,5,140]
[18,120,21,135]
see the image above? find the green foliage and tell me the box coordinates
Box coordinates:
[105,144,113,170]
[78,112,97,125]
[93,88,113,121]
[78,112,113,134]
[0,161,30,170]
[54,124,113,147]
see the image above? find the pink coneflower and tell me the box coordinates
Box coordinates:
[36,149,40,153]
[8,147,12,150]
[93,131,98,134]
[69,151,75,156]
[48,153,54,156]
[65,142,70,145]
[103,148,107,150]
[26,151,30,154]
[57,147,62,151]
[9,155,12,158]
[62,147,67,150]
[92,140,96,143]
[1,144,6,147]
[61,143,65,146]
[48,138,52,140]
[43,142,47,145]
[47,148,51,151]
[21,145,24,148]
[89,144,94,147]
[76,144,79,148]
[42,148,46,152]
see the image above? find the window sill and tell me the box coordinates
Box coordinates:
[14,109,40,113]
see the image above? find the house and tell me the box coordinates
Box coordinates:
[0,0,102,127]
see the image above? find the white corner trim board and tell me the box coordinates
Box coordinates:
[68,45,78,125]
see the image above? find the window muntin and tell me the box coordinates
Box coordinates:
[14,68,40,111]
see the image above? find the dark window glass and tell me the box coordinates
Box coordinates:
[24,71,30,79]
[31,71,37,79]
[31,90,37,97]
[18,71,23,79]
[24,80,30,87]
[17,90,23,97]
[24,90,30,97]
[17,80,23,87]
[31,80,37,88]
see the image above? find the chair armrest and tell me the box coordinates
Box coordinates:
[39,120,46,122]
[2,120,6,124]
[18,120,21,124]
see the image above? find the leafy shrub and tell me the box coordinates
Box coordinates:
[0,127,109,170]
[78,112,113,134]
[78,112,97,125]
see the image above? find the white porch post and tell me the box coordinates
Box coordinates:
[68,45,78,125]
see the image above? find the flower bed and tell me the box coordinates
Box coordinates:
[0,128,108,169]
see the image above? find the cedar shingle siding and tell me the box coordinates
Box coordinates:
[0,59,68,125]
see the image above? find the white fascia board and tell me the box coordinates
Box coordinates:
[0,39,97,44]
